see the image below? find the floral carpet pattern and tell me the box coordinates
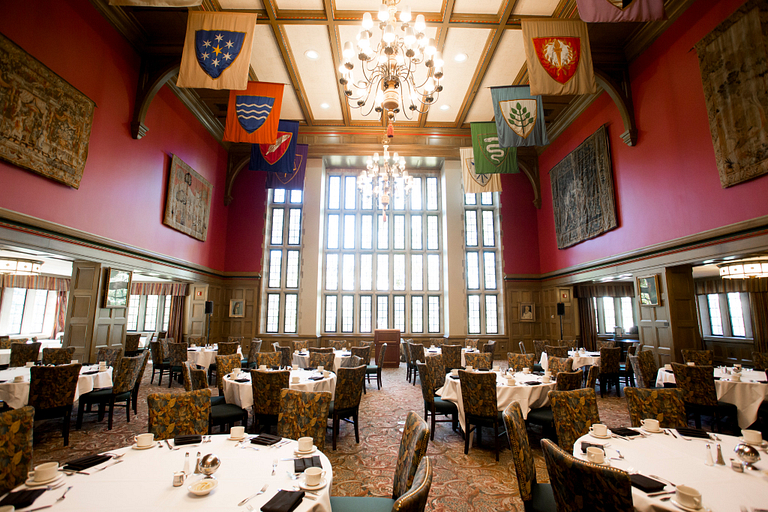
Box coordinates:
[30,362,632,511]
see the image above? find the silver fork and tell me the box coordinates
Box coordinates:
[28,485,73,511]
[238,483,268,506]
[79,459,123,475]
[649,474,676,487]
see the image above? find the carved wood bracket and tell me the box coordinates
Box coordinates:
[517,148,541,209]
[131,56,181,139]
[225,144,252,206]
[594,68,637,146]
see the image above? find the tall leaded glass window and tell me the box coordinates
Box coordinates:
[464,192,502,334]
[322,171,443,334]
[264,189,303,333]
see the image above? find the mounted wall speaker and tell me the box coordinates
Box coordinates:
[556,302,565,316]
[204,301,213,315]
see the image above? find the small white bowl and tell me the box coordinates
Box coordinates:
[188,478,218,496]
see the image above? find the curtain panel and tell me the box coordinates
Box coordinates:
[0,274,70,291]
[695,277,768,294]
[578,296,598,351]
[130,282,189,297]
[168,295,185,343]
[750,292,768,353]
[575,283,635,299]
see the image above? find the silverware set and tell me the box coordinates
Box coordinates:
[27,485,73,512]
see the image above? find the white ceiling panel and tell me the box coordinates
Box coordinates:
[465,29,526,123]
[218,0,264,9]
[512,0,559,16]
[249,25,304,121]
[427,27,491,124]
[275,0,324,10]
[335,0,444,13]
[283,24,345,121]
[453,0,502,15]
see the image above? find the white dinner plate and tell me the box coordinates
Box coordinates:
[25,473,64,487]
[670,498,704,511]
[300,477,327,490]
[132,442,157,450]
[641,427,663,434]
[294,446,317,456]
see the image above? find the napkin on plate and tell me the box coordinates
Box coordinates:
[675,428,711,439]
[294,456,322,473]
[251,433,282,446]
[308,376,324,381]
[0,489,45,508]
[234,378,250,383]
[449,375,460,380]
[477,368,490,372]
[261,490,305,512]
[304,367,316,371]
[630,474,666,493]
[63,453,112,471]
[611,427,644,437]
[271,366,281,370]
[526,382,542,386]
[174,435,202,446]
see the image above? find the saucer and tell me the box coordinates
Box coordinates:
[641,427,663,434]
[300,477,327,490]
[294,446,317,456]
[132,442,157,450]
[670,498,703,512]
[25,473,64,486]
[589,429,612,440]
[228,435,246,441]
[739,437,768,448]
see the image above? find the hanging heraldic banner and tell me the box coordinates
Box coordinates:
[461,147,502,194]
[491,85,549,148]
[575,0,666,23]
[266,144,308,191]
[223,81,284,143]
[250,120,299,174]
[522,19,598,96]
[470,122,519,174]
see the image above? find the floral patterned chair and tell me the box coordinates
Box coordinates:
[409,343,426,385]
[9,342,41,367]
[277,389,332,452]
[532,340,547,362]
[217,341,240,356]
[329,365,366,450]
[350,346,371,364]
[131,351,150,414]
[464,352,493,370]
[628,355,645,388]
[636,350,659,389]
[256,351,282,369]
[681,349,714,366]
[392,411,430,499]
[149,340,170,385]
[482,340,496,358]
[147,388,211,440]
[166,342,188,388]
[417,362,458,441]
[366,343,387,390]
[251,369,290,433]
[292,340,309,352]
[459,369,503,460]
[76,354,142,430]
[547,356,573,376]
[182,361,210,394]
[215,354,242,396]
[42,347,76,365]
[508,352,536,373]
[465,339,479,350]
[585,365,599,390]
[330,340,347,351]
[555,370,583,392]
[308,347,333,354]
[599,347,622,397]
[29,364,81,445]
[124,333,142,355]
[503,402,557,512]
[0,335,11,350]
[624,387,687,428]
[753,351,768,371]
[273,343,292,368]
[424,353,445,381]
[548,388,601,453]
[441,344,463,373]
[245,339,263,368]
[596,339,616,351]
[96,346,123,368]
[308,351,334,372]
[671,363,737,432]
[0,406,34,494]
[545,345,568,358]
[541,438,633,512]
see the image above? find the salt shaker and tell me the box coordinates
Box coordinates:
[715,443,726,465]
[194,451,202,474]
[705,443,714,466]
[183,452,190,476]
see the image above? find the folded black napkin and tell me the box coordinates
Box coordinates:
[174,435,202,446]
[612,427,643,437]
[630,474,666,493]
[82,370,99,375]
[294,455,322,473]
[527,381,542,386]
[235,378,250,383]
[533,371,545,376]
[261,490,305,512]
[251,433,282,446]
[271,365,281,370]
[675,427,711,439]
[580,441,605,454]
[449,375,460,380]
[63,453,112,471]
[304,367,316,371]
[309,376,324,381]
[0,489,45,509]
[713,376,721,380]
[477,368,490,372]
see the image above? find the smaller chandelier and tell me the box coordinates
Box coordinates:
[719,259,768,279]
[0,257,43,275]
[358,137,413,214]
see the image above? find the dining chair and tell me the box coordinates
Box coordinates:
[124,333,142,355]
[541,438,633,512]
[215,354,242,396]
[76,354,143,430]
[548,388,601,453]
[424,353,445,380]
[409,343,426,385]
[508,352,536,373]
[330,340,347,350]
[555,370,583,391]
[465,339,479,350]
[147,388,211,440]
[237,338,251,362]
[618,347,636,387]
[547,356,573,376]
[459,369,504,460]
[41,346,75,365]
[9,341,41,367]
[403,341,414,383]
[545,345,568,358]
[28,363,81,446]
[627,355,645,388]
[518,341,527,354]
[96,346,123,368]
[636,350,659,389]
[245,339,263,368]
[0,335,10,350]
[392,411,430,499]
[441,344,463,373]
[271,342,292,368]
[464,351,493,370]
[149,340,170,385]
[532,340,547,362]
[681,349,714,366]
[598,347,622,397]
[585,365,599,390]
[526,369,588,437]
[752,351,768,371]
[292,340,309,352]
[350,345,371,364]
[256,351,281,369]
[182,361,208,393]
[218,341,240,356]
[429,338,445,348]
[157,331,168,340]
[503,402,557,512]
[131,351,150,414]
[671,362,737,433]
[251,369,290,433]
[329,364,366,450]
[308,346,334,354]
[482,340,496,359]
[416,362,458,440]
[309,351,335,372]
[596,339,616,351]
[624,387,687,428]
[166,342,188,388]
[0,406,34,495]
[277,388,332,452]
[366,343,387,390]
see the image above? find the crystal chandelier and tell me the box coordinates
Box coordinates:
[339,0,444,122]
[358,137,413,215]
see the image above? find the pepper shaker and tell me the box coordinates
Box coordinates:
[705,443,714,466]
[183,452,190,476]
[715,443,726,465]
[194,451,202,474]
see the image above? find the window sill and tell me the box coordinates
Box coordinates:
[702,336,753,344]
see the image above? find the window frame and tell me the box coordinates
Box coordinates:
[697,292,753,340]
[593,296,637,335]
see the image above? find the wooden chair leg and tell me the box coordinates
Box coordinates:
[377,370,382,390]
[353,411,359,443]
[332,414,339,450]
[63,407,72,446]
[464,424,471,454]
[430,406,436,441]
[108,396,115,430]
[126,397,131,423]
[494,422,500,462]
[76,400,85,429]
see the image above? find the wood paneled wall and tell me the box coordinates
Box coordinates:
[64,261,101,363]
[665,264,703,362]
[542,285,578,345]
[185,279,261,343]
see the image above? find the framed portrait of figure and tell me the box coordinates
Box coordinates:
[229,299,245,318]
[520,303,535,322]
[103,268,132,308]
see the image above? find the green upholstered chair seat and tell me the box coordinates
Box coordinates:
[211,396,227,407]
[81,388,131,402]
[366,364,377,372]
[433,397,457,414]
[210,403,247,421]
[329,496,396,512]
[526,483,557,512]
[526,406,553,425]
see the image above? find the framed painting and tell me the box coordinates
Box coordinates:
[103,268,132,308]
[229,299,245,318]
[558,288,571,304]
[520,303,535,322]
[163,154,212,242]
[637,275,661,306]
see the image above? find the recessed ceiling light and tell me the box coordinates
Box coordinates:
[304,50,319,60]
[454,53,467,62]
[723,256,737,260]
[703,259,715,264]
[440,104,450,110]
[320,103,330,109]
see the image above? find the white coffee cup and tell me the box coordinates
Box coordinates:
[451,369,459,376]
[742,429,763,445]
[664,364,672,371]
[14,375,23,383]
[506,378,515,386]
[541,375,551,383]
[292,364,299,370]
[322,370,330,378]
[71,359,79,364]
[305,466,326,486]
[544,370,552,378]
[523,367,531,374]
[687,362,696,366]
[298,436,313,452]
[493,365,500,373]
[642,418,660,432]
[590,423,608,437]
[732,373,742,382]
[465,365,473,372]
[675,485,702,509]
[586,446,605,464]
[317,365,324,372]
[230,426,245,439]
[29,462,58,482]
[135,433,154,447]
[291,376,300,384]
[25,361,34,368]
[259,364,267,370]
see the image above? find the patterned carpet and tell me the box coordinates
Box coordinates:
[30,362,632,511]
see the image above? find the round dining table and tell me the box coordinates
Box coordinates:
[5,435,333,512]
[0,364,113,409]
[0,339,62,366]
[573,429,768,512]
[222,368,337,410]
[292,350,351,372]
[423,346,476,367]
[539,350,600,371]
[187,346,221,370]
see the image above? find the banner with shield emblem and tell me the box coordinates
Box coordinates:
[491,86,549,148]
[250,120,299,174]
[470,123,519,174]
[224,81,284,143]
[461,147,501,194]
[266,144,308,191]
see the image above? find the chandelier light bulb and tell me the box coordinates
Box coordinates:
[404,26,416,45]
[362,11,374,29]
[343,41,355,59]
[383,24,395,43]
[378,53,387,64]
[400,5,411,22]
[378,4,389,21]
[434,51,443,67]
[415,14,426,32]
[358,31,371,49]
[425,38,436,56]
[425,76,435,92]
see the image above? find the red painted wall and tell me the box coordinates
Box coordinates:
[537,0,768,274]
[0,0,229,271]
[500,172,541,275]
[225,169,267,273]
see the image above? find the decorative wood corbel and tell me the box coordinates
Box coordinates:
[224,145,252,206]
[517,149,541,209]
[594,68,637,146]
[131,56,180,139]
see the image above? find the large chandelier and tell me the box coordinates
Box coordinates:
[0,257,43,275]
[719,259,768,279]
[358,136,413,215]
[339,0,443,122]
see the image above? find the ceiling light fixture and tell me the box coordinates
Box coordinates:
[320,103,330,109]
[304,50,319,60]
[718,259,768,279]
[339,1,443,126]
[0,257,43,276]
[454,53,467,62]
[358,134,413,218]
[439,104,450,110]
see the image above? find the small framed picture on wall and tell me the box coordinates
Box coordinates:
[520,303,535,322]
[103,268,132,308]
[637,275,661,306]
[229,299,245,318]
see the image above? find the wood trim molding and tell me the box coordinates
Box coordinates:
[131,57,180,139]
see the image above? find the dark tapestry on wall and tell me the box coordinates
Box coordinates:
[695,0,768,188]
[550,125,617,249]
[0,34,95,189]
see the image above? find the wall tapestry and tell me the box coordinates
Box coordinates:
[695,0,768,188]
[550,125,617,249]
[163,154,212,242]
[0,34,95,189]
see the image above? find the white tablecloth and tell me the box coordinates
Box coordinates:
[655,367,768,428]
[573,430,768,512]
[292,350,350,372]
[5,435,332,512]
[0,365,113,409]
[187,348,219,370]
[437,371,555,432]
[424,347,475,367]
[0,340,63,365]
[539,351,600,371]
[223,369,337,410]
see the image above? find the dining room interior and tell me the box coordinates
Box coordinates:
[2,0,768,511]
